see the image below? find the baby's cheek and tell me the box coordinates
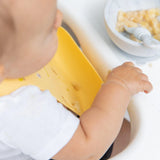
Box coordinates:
[46,37,58,62]
[51,34,58,55]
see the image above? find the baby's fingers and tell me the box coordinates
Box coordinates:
[140,73,149,81]
[141,80,153,94]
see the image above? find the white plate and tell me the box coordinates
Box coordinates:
[104,0,160,57]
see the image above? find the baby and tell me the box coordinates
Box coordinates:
[0,0,152,160]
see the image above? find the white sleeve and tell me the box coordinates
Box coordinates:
[0,86,80,160]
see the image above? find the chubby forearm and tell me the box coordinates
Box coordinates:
[79,82,131,159]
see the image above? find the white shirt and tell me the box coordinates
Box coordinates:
[0,86,80,160]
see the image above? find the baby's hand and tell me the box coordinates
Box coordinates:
[106,62,153,96]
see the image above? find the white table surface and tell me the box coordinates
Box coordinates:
[58,0,160,159]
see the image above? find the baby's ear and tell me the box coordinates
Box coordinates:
[54,10,63,29]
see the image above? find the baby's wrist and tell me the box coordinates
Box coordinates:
[104,79,132,97]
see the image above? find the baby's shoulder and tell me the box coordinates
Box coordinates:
[0,85,55,110]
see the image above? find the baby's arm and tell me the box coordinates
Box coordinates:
[53,62,152,160]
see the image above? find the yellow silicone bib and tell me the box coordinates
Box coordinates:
[0,27,103,115]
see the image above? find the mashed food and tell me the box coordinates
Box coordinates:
[116,8,160,41]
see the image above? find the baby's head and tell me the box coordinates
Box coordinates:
[0,0,62,80]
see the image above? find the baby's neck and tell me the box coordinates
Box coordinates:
[0,65,5,83]
[0,78,3,84]
[0,75,4,83]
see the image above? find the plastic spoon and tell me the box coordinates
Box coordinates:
[124,26,160,49]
